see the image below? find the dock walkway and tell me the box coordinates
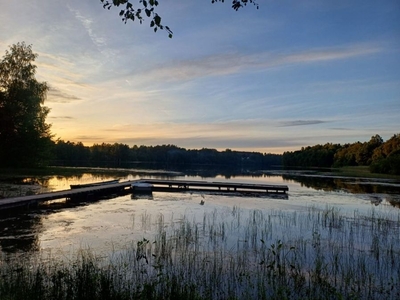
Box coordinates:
[0,179,288,210]
[145,179,288,194]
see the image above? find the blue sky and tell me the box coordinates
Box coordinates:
[1,0,399,153]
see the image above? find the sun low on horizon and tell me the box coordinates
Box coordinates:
[1,0,399,154]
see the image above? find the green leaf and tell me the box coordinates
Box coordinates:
[154,15,161,26]
[145,9,151,17]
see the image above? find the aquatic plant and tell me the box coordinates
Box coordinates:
[1,205,399,299]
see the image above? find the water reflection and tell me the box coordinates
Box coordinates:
[0,213,42,253]
[131,193,154,200]
[1,167,400,256]
[385,194,400,208]
[281,174,399,194]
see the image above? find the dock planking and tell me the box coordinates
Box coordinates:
[0,179,288,210]
[143,179,288,194]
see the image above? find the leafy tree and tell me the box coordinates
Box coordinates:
[370,134,400,175]
[283,143,342,168]
[100,0,259,37]
[0,42,53,167]
[371,134,400,161]
[355,134,383,165]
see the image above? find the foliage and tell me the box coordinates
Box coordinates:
[333,134,383,166]
[100,0,259,37]
[0,43,53,167]
[371,134,400,161]
[282,143,342,168]
[52,140,282,168]
[369,134,400,175]
[283,134,400,175]
[370,152,400,175]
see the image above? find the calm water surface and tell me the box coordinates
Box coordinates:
[1,169,399,259]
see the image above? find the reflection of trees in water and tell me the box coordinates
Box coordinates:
[385,195,400,208]
[179,168,267,179]
[0,213,42,253]
[282,174,400,195]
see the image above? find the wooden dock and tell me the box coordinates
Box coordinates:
[143,179,288,194]
[0,179,288,210]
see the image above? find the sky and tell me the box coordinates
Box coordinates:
[0,0,399,154]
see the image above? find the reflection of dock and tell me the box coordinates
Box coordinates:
[0,179,288,210]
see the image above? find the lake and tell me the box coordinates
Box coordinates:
[1,167,399,257]
[1,167,400,298]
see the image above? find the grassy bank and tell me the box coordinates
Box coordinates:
[1,206,399,299]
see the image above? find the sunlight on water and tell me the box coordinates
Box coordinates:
[0,170,399,260]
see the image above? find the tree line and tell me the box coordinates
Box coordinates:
[52,140,282,169]
[282,134,400,175]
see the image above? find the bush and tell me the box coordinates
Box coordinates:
[370,153,400,175]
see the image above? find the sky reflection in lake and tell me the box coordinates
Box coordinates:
[0,170,399,258]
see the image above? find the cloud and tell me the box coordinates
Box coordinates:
[49,116,74,120]
[73,135,106,142]
[67,6,106,49]
[329,127,353,131]
[133,44,382,83]
[47,87,81,103]
[278,120,329,127]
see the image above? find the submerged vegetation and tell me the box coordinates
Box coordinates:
[1,206,399,299]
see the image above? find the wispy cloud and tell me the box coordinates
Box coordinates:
[47,87,81,103]
[49,116,74,120]
[278,120,329,127]
[67,6,106,49]
[74,135,106,142]
[329,127,353,131]
[133,44,382,82]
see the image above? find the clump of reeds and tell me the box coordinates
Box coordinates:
[1,205,400,299]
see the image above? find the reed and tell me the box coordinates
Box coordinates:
[1,205,399,299]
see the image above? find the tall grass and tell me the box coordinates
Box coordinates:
[1,205,399,299]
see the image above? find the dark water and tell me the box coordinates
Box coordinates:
[0,167,399,256]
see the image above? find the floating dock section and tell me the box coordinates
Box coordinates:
[0,179,288,211]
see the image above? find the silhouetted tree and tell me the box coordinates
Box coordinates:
[52,142,281,169]
[283,143,341,168]
[0,43,52,167]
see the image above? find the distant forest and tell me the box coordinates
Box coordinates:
[282,134,400,175]
[51,133,400,175]
[52,141,282,169]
